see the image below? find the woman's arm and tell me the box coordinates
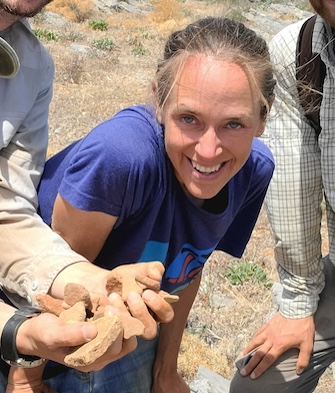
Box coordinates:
[50,195,174,337]
[152,274,201,393]
[52,194,117,262]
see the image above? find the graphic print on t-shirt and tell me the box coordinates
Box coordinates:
[140,241,213,293]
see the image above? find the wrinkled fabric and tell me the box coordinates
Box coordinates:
[0,19,87,307]
[261,15,335,318]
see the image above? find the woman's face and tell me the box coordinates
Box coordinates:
[157,54,266,200]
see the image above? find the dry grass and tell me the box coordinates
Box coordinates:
[32,0,333,391]
[149,0,184,23]
[181,208,278,382]
[46,0,94,22]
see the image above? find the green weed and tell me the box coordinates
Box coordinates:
[131,45,149,56]
[33,28,59,41]
[127,36,149,56]
[225,262,270,286]
[88,19,108,31]
[92,38,116,51]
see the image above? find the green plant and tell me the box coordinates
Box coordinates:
[126,36,138,46]
[131,44,149,56]
[92,38,116,51]
[140,31,155,40]
[88,19,108,31]
[33,28,59,41]
[225,262,269,286]
[127,36,149,56]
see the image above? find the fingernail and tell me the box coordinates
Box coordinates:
[296,368,303,375]
[108,292,120,302]
[142,289,155,301]
[240,368,246,376]
[82,324,97,341]
[250,372,256,379]
[127,292,141,303]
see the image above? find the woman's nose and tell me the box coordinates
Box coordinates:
[195,128,223,158]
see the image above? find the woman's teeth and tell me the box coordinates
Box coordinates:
[192,161,222,174]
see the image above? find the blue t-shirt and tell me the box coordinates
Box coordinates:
[38,105,274,294]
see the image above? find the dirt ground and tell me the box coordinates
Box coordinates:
[33,0,334,390]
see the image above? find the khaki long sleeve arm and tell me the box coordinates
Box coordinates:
[0,20,87,307]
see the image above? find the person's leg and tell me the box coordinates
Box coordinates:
[230,256,335,393]
[92,336,158,392]
[231,347,335,393]
[45,336,158,393]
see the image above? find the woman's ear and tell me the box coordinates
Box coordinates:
[156,107,163,125]
[256,122,266,137]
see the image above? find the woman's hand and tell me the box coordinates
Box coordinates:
[51,261,175,342]
[106,262,175,339]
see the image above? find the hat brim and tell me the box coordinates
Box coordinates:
[0,37,20,78]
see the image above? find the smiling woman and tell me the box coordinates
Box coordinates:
[37,16,276,393]
[160,58,265,200]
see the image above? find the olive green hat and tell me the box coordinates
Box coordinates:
[0,37,20,78]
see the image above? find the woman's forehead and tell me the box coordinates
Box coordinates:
[156,55,263,124]
[172,55,258,106]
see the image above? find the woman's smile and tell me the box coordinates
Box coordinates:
[191,159,225,175]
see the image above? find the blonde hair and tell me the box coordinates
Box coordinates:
[154,17,276,121]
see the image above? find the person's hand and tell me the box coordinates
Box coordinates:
[151,369,190,393]
[239,312,315,378]
[51,261,175,341]
[105,262,175,339]
[107,287,174,340]
[16,309,137,372]
[6,365,56,393]
[106,261,166,297]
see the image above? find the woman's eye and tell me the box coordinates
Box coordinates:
[228,122,241,129]
[182,116,194,124]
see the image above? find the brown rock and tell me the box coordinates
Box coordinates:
[118,314,145,339]
[36,279,178,367]
[105,271,142,300]
[64,283,92,310]
[105,269,160,301]
[90,305,144,338]
[36,294,66,316]
[64,315,122,367]
[158,290,179,304]
[59,301,87,323]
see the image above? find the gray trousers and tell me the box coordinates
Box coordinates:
[230,256,335,393]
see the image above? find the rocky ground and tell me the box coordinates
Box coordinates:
[32,0,333,391]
